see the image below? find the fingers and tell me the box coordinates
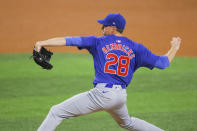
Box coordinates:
[172,37,181,42]
[171,37,181,44]
[171,37,181,50]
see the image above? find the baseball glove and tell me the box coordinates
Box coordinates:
[32,47,53,70]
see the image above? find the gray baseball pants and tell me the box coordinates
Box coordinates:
[37,84,164,131]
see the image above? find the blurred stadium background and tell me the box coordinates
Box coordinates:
[0,0,196,55]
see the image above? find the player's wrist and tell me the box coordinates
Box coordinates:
[35,41,43,52]
[171,44,180,51]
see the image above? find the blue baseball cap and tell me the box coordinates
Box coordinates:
[97,13,126,30]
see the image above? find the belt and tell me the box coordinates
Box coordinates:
[94,83,126,89]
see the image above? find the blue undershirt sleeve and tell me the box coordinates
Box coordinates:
[65,37,82,46]
[154,55,170,69]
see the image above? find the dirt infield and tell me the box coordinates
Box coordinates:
[0,0,196,56]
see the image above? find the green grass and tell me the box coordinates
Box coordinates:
[0,53,197,131]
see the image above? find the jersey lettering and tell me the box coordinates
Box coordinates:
[110,44,115,50]
[123,46,129,54]
[101,44,135,60]
[106,45,111,51]
[117,44,122,50]
[102,47,108,54]
[127,49,133,56]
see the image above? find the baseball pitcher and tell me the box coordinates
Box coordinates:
[34,13,181,131]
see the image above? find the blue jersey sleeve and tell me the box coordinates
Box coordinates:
[135,43,160,69]
[65,36,97,50]
[154,55,170,69]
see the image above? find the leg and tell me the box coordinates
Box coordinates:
[107,104,165,131]
[37,91,101,131]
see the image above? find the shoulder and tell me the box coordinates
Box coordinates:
[122,37,144,49]
[96,35,109,40]
[81,36,97,40]
[80,36,98,43]
[122,37,150,56]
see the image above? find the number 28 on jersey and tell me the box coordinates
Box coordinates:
[104,53,130,77]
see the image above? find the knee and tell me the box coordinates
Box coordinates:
[49,104,73,119]
[117,117,135,130]
[49,105,62,117]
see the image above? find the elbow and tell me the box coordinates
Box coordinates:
[154,56,170,69]
[158,63,169,69]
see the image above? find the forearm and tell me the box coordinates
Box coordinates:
[164,37,181,63]
[154,37,181,69]
[35,37,66,51]
[165,46,179,63]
